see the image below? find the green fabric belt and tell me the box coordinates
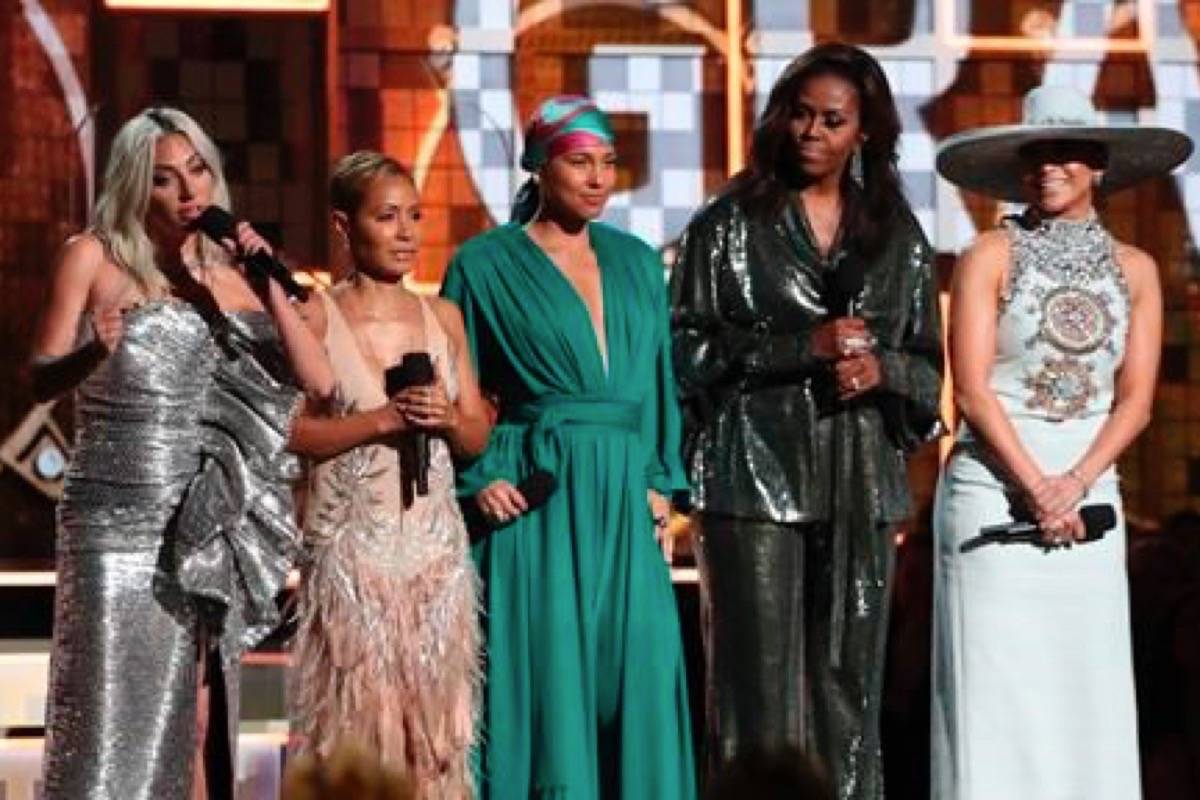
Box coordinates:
[508,394,640,472]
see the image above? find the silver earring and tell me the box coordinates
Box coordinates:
[850,147,864,185]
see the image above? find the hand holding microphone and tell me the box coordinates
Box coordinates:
[192,206,309,302]
[385,353,436,496]
[979,504,1117,548]
[474,471,558,528]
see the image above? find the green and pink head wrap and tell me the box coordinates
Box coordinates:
[511,95,615,223]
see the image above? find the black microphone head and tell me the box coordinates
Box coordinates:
[401,352,434,383]
[193,205,238,242]
[834,260,865,298]
[384,351,435,395]
[827,258,865,316]
[1080,504,1117,541]
[517,470,558,512]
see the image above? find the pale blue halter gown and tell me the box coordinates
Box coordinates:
[932,214,1141,799]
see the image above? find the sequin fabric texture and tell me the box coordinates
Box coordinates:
[43,300,302,800]
[997,214,1129,421]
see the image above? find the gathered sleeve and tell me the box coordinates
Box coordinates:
[440,253,519,497]
[640,252,689,499]
[669,205,820,409]
[876,226,945,451]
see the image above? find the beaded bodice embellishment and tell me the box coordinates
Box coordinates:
[1000,215,1129,420]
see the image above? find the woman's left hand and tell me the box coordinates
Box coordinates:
[397,376,457,433]
[834,352,882,401]
[648,490,673,562]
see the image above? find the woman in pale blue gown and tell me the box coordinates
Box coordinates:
[931,86,1191,799]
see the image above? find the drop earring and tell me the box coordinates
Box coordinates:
[850,146,864,185]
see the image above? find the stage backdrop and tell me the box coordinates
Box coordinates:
[4,0,1200,561]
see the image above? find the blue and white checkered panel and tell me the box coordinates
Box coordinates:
[453,51,516,224]
[1060,0,1121,38]
[1151,60,1200,241]
[453,0,512,29]
[751,0,932,34]
[753,55,939,244]
[880,58,938,242]
[751,0,809,30]
[1158,1,1189,39]
[589,51,706,246]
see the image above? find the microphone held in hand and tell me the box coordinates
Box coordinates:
[979,504,1117,542]
[461,469,559,540]
[827,255,866,317]
[192,206,309,302]
[515,470,558,513]
[385,352,436,496]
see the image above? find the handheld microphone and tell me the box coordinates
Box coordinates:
[385,352,436,496]
[515,470,558,513]
[827,256,865,317]
[979,504,1117,542]
[460,469,559,540]
[193,206,309,302]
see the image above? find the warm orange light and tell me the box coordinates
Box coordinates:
[725,0,745,176]
[104,0,327,11]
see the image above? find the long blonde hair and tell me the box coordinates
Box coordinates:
[91,107,232,296]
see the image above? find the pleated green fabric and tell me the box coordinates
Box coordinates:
[442,221,696,800]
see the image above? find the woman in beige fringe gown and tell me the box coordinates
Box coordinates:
[289,151,491,797]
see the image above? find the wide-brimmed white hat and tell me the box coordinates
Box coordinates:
[935,85,1193,202]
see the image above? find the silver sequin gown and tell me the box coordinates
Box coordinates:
[932,214,1141,799]
[42,300,302,800]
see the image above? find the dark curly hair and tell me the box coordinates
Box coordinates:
[730,42,908,256]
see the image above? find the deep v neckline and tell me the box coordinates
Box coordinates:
[325,290,429,400]
[516,223,611,378]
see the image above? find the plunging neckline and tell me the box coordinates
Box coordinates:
[515,223,611,378]
[326,289,430,399]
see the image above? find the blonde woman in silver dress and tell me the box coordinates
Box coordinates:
[932,86,1191,799]
[31,107,333,799]
[289,152,490,797]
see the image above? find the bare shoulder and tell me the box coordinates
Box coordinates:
[428,294,466,333]
[295,287,329,339]
[1111,240,1161,302]
[1112,240,1157,276]
[55,232,109,277]
[952,229,1010,288]
[962,228,1010,263]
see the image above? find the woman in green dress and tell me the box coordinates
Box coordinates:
[441,96,696,799]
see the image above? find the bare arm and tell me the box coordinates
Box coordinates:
[1064,243,1161,489]
[231,222,335,400]
[289,397,408,461]
[949,231,1047,494]
[415,298,492,458]
[262,278,335,400]
[29,235,118,402]
[285,293,410,461]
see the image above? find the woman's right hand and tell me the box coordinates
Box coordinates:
[91,305,125,355]
[372,396,409,436]
[475,479,528,525]
[1025,474,1087,527]
[1038,508,1086,547]
[812,317,874,361]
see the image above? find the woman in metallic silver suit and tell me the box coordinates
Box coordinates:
[30,107,333,799]
[671,42,943,797]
